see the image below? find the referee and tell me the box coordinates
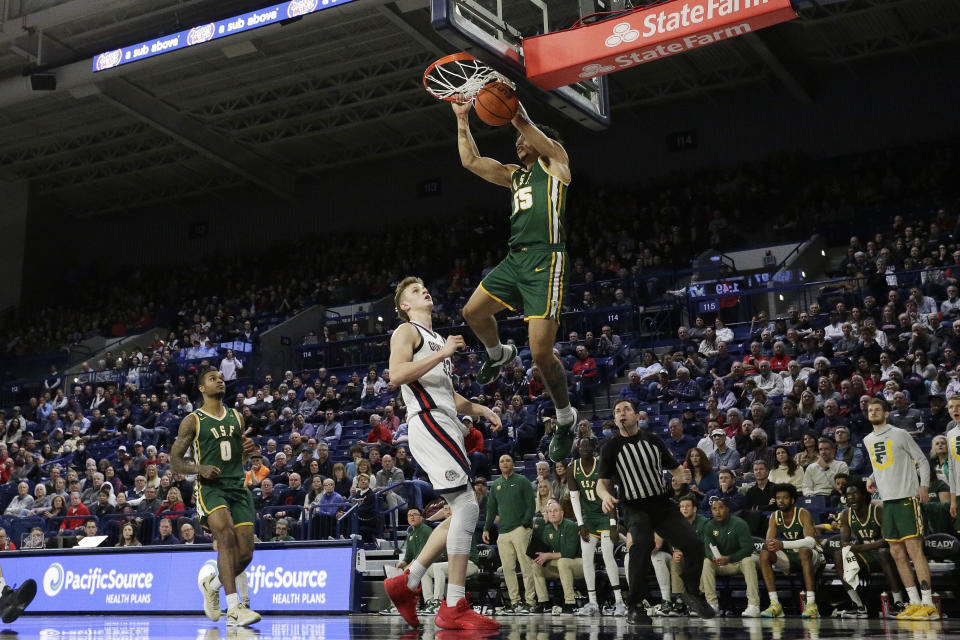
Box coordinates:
[598,399,716,624]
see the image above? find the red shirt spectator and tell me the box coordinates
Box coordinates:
[768,354,791,372]
[61,496,90,531]
[572,346,597,380]
[366,418,393,448]
[464,422,485,455]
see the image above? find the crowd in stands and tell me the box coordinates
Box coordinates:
[0,139,957,618]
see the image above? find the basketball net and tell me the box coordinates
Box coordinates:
[423,52,513,103]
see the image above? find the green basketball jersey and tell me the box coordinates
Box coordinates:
[573,457,605,522]
[849,503,882,545]
[775,506,805,541]
[509,157,568,249]
[193,407,245,481]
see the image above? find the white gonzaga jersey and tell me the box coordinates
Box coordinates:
[401,322,457,421]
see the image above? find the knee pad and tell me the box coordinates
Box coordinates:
[446,488,479,556]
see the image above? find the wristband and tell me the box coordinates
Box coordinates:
[610,518,617,527]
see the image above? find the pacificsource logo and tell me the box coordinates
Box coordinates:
[43,563,65,597]
[605,22,640,47]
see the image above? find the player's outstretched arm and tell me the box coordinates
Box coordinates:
[453,101,517,188]
[388,324,465,386]
[454,392,500,429]
[512,102,570,183]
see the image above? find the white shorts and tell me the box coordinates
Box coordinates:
[407,410,472,494]
[774,548,824,573]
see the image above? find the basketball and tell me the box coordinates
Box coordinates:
[474,81,518,127]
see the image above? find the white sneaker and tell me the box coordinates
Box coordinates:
[613,602,628,616]
[742,605,761,618]
[226,603,261,627]
[200,574,221,622]
[577,602,600,616]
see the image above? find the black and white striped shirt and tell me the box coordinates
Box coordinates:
[598,430,679,502]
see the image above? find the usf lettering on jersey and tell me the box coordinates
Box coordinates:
[193,407,244,481]
[850,504,882,544]
[573,458,604,519]
[776,507,805,541]
[509,157,568,249]
[868,439,894,470]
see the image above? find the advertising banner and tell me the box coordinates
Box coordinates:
[1,545,354,613]
[524,0,797,90]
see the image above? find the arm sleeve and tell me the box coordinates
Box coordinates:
[570,491,585,525]
[902,430,930,488]
[782,536,816,550]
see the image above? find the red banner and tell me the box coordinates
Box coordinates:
[523,0,797,91]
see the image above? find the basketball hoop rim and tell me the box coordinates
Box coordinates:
[423,52,506,103]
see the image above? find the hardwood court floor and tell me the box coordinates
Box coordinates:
[9,613,959,640]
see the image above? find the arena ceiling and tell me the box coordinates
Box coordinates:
[0,0,955,217]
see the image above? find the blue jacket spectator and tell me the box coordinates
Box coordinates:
[699,471,746,515]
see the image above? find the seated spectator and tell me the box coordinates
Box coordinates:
[707,428,739,472]
[699,469,745,515]
[572,346,597,382]
[529,500,583,613]
[685,447,718,502]
[753,360,784,396]
[152,517,180,545]
[4,481,35,517]
[741,428,776,471]
[888,392,924,433]
[136,486,163,514]
[0,528,16,551]
[314,409,343,444]
[245,454,270,488]
[795,432,821,468]
[700,500,761,617]
[26,483,52,517]
[309,477,346,539]
[156,487,186,520]
[739,460,777,535]
[619,371,647,405]
[833,426,865,474]
[351,473,379,543]
[710,378,737,412]
[667,367,701,404]
[769,446,804,491]
[366,414,393,451]
[180,522,211,544]
[270,518,296,542]
[802,438,849,496]
[664,419,698,462]
[350,459,378,493]
[814,400,848,438]
[75,518,100,543]
[89,486,117,519]
[462,416,489,478]
[254,478,281,511]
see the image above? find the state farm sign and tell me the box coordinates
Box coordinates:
[523,0,797,90]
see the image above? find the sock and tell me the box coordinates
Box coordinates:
[893,590,906,605]
[226,593,240,610]
[236,572,249,602]
[407,561,428,590]
[614,588,624,605]
[906,586,921,605]
[768,592,779,605]
[846,588,864,608]
[485,344,504,361]
[555,405,574,427]
[587,590,597,605]
[806,590,816,605]
[921,588,934,607]
[446,583,465,607]
[210,574,223,591]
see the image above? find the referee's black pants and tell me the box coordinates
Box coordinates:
[622,495,704,606]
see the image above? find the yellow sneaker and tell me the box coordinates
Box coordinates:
[802,602,819,618]
[897,603,923,620]
[761,601,784,618]
[914,604,940,621]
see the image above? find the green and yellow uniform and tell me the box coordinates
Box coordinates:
[532,517,581,559]
[572,458,610,536]
[193,407,255,528]
[403,522,439,564]
[479,157,569,321]
[484,472,536,535]
[848,503,883,571]
[775,506,818,572]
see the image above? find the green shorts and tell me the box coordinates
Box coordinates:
[479,246,567,321]
[195,478,255,529]
[882,498,924,542]
[854,550,882,572]
[583,515,612,537]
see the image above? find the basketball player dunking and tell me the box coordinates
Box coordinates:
[170,367,260,627]
[452,100,578,462]
[383,277,500,630]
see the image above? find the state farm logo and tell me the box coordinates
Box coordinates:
[605,22,639,47]
[579,63,616,79]
[187,23,216,45]
[287,0,319,18]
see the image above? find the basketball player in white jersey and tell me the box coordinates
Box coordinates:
[383,276,500,631]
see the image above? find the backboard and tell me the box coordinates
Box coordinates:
[431,0,611,130]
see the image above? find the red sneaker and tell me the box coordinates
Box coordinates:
[435,598,500,630]
[383,571,421,628]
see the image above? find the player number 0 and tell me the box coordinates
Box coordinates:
[220,440,232,461]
